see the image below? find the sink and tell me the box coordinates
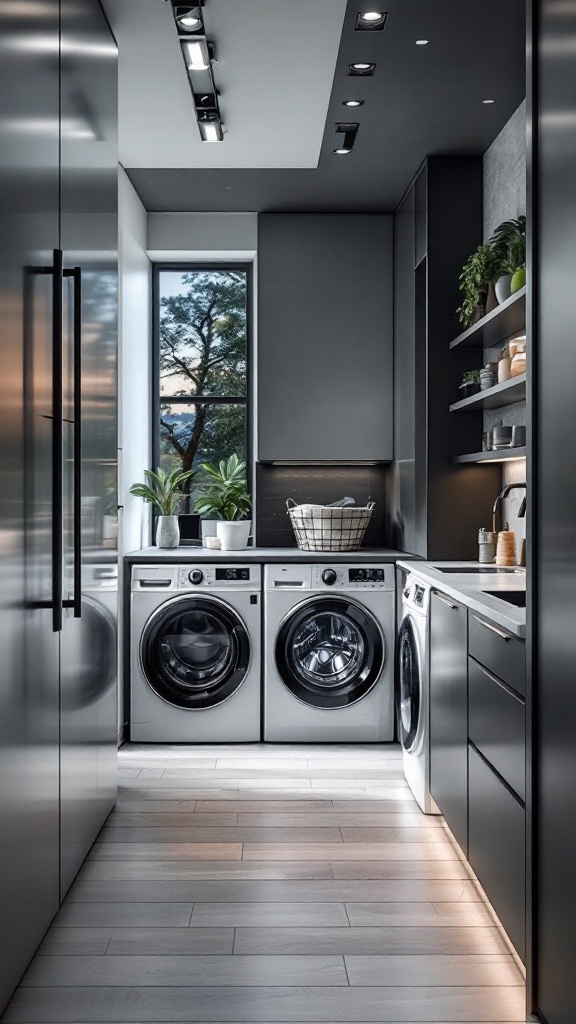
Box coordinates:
[435,567,523,574]
[481,590,527,608]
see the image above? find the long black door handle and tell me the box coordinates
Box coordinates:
[52,249,63,633]
[65,266,82,618]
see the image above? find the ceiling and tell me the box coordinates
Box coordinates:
[107,0,526,213]
[101,0,347,168]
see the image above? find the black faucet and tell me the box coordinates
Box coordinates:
[492,483,527,533]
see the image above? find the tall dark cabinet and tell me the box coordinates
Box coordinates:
[534,0,576,1020]
[0,0,118,1010]
[392,157,501,558]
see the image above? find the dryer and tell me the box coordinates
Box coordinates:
[397,573,440,814]
[130,563,261,742]
[264,563,395,743]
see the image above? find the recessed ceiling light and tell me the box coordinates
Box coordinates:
[334,124,359,155]
[184,39,209,70]
[483,98,496,104]
[349,62,376,76]
[355,11,388,30]
[343,99,364,107]
[180,15,201,28]
[334,146,352,155]
[415,39,429,45]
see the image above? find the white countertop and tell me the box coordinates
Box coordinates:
[397,560,526,638]
[126,546,410,564]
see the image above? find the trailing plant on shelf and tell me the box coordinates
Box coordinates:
[489,215,526,296]
[456,243,506,327]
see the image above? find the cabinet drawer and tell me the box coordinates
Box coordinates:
[468,744,526,962]
[468,613,525,696]
[468,658,525,801]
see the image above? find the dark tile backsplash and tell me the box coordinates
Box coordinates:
[255,463,391,548]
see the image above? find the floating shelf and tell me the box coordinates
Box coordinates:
[451,446,527,465]
[449,287,527,351]
[450,374,526,412]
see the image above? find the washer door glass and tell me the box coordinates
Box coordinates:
[141,596,250,710]
[397,615,421,752]
[275,598,384,709]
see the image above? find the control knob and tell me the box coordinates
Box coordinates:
[322,569,338,586]
[189,569,204,585]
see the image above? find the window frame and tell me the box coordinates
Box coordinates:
[151,261,253,501]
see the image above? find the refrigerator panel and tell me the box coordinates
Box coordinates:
[59,0,118,898]
[0,0,61,1011]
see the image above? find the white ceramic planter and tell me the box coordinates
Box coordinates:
[216,520,251,551]
[156,515,180,548]
[495,273,513,304]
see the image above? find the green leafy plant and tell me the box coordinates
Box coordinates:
[193,453,252,522]
[460,369,481,386]
[129,467,197,516]
[457,243,506,327]
[488,215,526,274]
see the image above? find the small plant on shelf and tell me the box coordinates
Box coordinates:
[456,244,505,327]
[194,453,252,551]
[458,369,481,399]
[129,466,198,548]
[489,215,526,297]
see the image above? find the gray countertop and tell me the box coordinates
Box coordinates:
[126,546,411,564]
[397,560,526,638]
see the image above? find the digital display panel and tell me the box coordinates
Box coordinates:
[348,568,385,583]
[215,567,250,581]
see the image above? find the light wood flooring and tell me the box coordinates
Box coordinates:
[2,743,526,1023]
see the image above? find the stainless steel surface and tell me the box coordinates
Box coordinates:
[435,566,522,574]
[0,0,61,1010]
[59,0,118,899]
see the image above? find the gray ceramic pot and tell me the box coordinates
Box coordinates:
[156,515,180,548]
[495,273,513,304]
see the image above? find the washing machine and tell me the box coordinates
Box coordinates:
[130,563,261,742]
[397,573,439,814]
[264,563,395,742]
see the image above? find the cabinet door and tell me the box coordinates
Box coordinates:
[59,0,118,899]
[258,215,393,462]
[429,590,468,853]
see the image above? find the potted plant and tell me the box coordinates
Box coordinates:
[456,243,505,327]
[194,454,252,551]
[459,369,481,399]
[129,466,197,548]
[489,215,526,302]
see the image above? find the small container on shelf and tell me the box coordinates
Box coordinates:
[480,363,498,390]
[510,340,527,377]
[478,528,496,563]
[496,529,517,566]
[498,346,512,383]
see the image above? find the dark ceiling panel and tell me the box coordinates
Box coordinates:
[129,0,526,213]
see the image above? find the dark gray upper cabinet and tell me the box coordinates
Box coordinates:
[258,215,393,462]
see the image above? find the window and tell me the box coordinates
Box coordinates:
[153,265,250,508]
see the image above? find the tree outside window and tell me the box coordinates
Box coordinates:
[155,267,248,509]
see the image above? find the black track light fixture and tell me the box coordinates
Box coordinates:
[167,0,224,142]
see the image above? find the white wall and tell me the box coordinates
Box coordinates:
[118,168,152,554]
[147,212,258,259]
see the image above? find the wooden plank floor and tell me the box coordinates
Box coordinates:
[2,743,526,1023]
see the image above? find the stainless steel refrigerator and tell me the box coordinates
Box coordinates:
[0,0,118,1009]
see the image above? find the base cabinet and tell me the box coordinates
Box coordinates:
[429,590,468,853]
[468,744,526,963]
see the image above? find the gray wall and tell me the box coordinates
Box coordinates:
[483,100,527,241]
[483,100,527,559]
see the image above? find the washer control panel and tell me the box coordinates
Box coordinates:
[177,565,261,590]
[312,565,394,591]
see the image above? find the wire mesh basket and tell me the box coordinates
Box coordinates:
[286,499,375,552]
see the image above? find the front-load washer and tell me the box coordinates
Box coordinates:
[264,563,395,742]
[397,573,440,814]
[130,563,261,742]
